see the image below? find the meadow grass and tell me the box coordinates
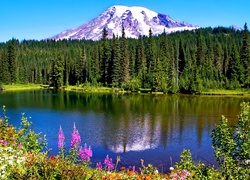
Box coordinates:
[64,85,115,93]
[2,84,250,96]
[199,89,250,96]
[2,84,41,91]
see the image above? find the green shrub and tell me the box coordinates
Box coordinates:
[0,106,47,154]
[212,102,250,179]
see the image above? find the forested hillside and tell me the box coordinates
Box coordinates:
[0,24,249,93]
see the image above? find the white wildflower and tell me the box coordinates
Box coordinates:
[170,166,174,171]
[8,159,13,165]
[0,164,7,170]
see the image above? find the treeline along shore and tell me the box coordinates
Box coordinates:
[0,25,250,94]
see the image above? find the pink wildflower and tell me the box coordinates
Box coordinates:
[70,122,81,148]
[96,162,102,170]
[3,141,8,146]
[58,125,65,149]
[104,155,114,172]
[79,143,93,161]
[170,169,191,180]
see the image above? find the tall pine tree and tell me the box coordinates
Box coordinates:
[0,49,10,83]
[145,28,156,88]
[178,40,185,75]
[240,23,250,86]
[51,53,64,89]
[228,42,243,84]
[120,27,130,85]
[89,44,100,83]
[196,30,205,67]
[76,43,87,84]
[111,34,121,86]
[100,28,111,85]
[7,39,17,84]
[158,30,170,91]
[135,35,146,87]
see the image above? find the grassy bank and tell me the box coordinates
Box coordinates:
[199,89,250,96]
[1,84,42,91]
[64,85,115,93]
[0,84,115,93]
[2,84,250,96]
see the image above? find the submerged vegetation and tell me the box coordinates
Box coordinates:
[0,102,249,179]
[0,25,250,94]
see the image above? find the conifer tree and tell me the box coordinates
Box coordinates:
[189,47,199,93]
[7,39,17,83]
[205,37,215,80]
[159,30,170,91]
[178,40,185,75]
[196,30,205,69]
[111,34,121,86]
[146,28,156,73]
[240,23,250,86]
[90,44,100,83]
[174,40,180,89]
[120,27,130,85]
[0,49,10,83]
[213,39,224,82]
[228,42,243,83]
[223,46,229,78]
[153,57,163,91]
[145,28,156,88]
[63,55,69,86]
[152,31,170,91]
[100,28,111,85]
[135,35,146,87]
[76,44,87,84]
[51,54,64,89]
[129,44,136,78]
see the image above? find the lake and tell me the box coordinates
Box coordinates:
[0,90,249,172]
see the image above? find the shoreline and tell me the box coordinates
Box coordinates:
[1,84,250,96]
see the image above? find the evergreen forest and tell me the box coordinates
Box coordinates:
[0,24,250,93]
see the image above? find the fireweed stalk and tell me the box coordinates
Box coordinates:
[58,123,93,164]
[58,125,65,159]
[79,143,92,163]
[70,122,81,148]
[69,122,81,163]
[96,162,102,171]
[104,155,114,172]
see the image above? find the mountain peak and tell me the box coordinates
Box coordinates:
[229,25,243,31]
[48,5,199,41]
[109,5,158,17]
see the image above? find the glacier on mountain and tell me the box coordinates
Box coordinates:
[48,5,199,41]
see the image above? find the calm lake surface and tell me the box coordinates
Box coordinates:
[0,90,249,172]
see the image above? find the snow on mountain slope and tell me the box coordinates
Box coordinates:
[48,5,199,41]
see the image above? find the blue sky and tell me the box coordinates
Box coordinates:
[1,0,250,42]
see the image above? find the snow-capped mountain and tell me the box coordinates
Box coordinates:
[48,5,199,41]
[229,25,243,31]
